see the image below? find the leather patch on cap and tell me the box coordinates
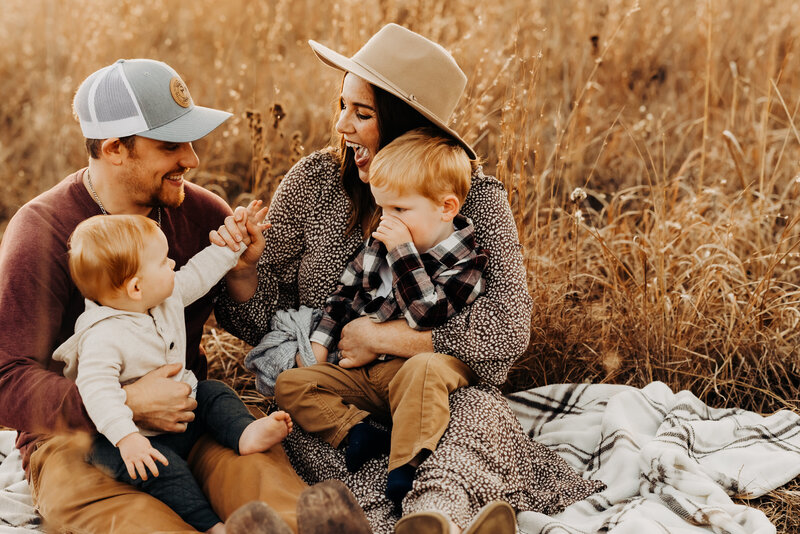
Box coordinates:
[169,77,191,108]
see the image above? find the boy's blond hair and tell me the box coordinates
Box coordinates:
[68,214,160,301]
[369,128,473,204]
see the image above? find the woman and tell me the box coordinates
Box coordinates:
[215,24,604,534]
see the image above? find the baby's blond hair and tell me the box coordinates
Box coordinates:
[369,128,472,204]
[68,214,160,301]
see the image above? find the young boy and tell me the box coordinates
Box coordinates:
[274,128,488,508]
[53,212,293,534]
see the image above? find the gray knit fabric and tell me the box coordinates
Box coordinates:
[244,306,325,395]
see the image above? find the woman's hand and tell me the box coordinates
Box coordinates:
[337,348,378,369]
[337,316,380,368]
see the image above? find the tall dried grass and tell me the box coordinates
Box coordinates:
[3,0,800,526]
[5,0,800,409]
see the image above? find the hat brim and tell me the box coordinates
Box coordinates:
[138,105,232,143]
[309,40,477,160]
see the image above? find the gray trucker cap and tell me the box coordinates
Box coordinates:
[73,59,232,142]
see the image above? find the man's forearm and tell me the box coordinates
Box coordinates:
[0,358,93,434]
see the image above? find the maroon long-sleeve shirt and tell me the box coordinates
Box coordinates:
[0,169,232,471]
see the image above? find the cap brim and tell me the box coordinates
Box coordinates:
[308,40,477,160]
[138,105,232,143]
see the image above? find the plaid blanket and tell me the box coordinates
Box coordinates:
[0,431,41,532]
[507,382,800,534]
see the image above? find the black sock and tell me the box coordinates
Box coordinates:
[386,463,416,510]
[345,420,390,473]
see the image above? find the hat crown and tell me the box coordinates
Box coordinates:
[352,24,466,125]
[74,59,191,139]
[73,59,230,142]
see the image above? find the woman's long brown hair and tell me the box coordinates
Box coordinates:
[337,79,448,238]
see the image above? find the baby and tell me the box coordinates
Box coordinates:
[54,211,291,534]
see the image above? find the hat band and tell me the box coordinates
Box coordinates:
[350,58,436,118]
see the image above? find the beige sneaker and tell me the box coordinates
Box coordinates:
[394,510,450,534]
[463,501,516,534]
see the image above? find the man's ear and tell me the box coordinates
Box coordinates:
[440,194,460,222]
[125,277,142,301]
[100,138,125,165]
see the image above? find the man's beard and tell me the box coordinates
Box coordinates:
[150,179,186,209]
[120,160,187,210]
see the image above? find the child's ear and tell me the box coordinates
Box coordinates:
[440,194,460,222]
[125,277,143,301]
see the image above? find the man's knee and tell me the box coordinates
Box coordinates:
[29,434,93,509]
[31,434,190,532]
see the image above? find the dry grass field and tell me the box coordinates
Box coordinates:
[3,0,800,529]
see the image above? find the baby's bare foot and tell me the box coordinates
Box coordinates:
[239,411,293,455]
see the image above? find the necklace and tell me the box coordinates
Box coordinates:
[85,169,162,226]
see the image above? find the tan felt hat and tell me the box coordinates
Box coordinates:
[309,23,476,159]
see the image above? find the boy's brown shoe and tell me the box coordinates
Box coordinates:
[297,479,372,534]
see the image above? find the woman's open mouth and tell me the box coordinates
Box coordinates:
[346,141,370,168]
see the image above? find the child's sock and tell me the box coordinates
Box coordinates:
[345,420,390,473]
[385,463,417,510]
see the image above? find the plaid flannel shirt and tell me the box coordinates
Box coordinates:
[310,215,488,352]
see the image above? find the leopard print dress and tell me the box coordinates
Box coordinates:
[216,150,604,532]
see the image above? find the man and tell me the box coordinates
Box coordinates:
[0,59,369,534]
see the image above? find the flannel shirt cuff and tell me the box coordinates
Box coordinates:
[386,242,423,276]
[310,321,338,351]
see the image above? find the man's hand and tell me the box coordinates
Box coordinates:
[123,363,196,432]
[372,214,413,251]
[117,432,169,481]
